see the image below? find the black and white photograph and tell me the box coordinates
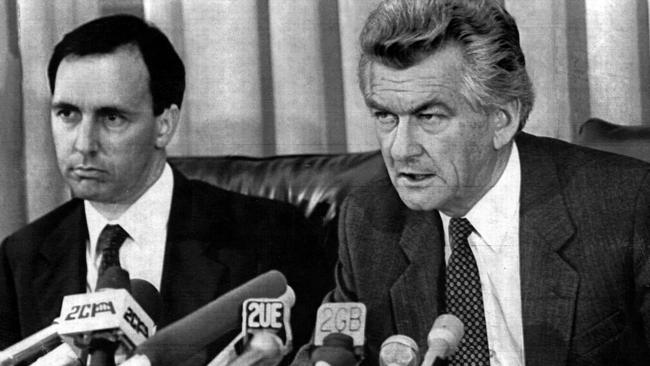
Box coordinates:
[1,1,649,365]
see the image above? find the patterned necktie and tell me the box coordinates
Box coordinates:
[97,224,129,276]
[445,217,490,365]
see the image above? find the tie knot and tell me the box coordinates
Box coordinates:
[98,224,129,252]
[449,217,474,244]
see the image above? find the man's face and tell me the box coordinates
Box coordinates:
[51,47,171,205]
[364,45,508,216]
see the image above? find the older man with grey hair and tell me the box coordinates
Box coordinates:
[296,0,650,365]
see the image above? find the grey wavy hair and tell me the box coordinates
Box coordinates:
[358,0,534,129]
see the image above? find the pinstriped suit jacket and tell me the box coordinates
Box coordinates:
[332,133,650,366]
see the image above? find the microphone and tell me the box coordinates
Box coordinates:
[31,277,163,366]
[124,270,288,366]
[0,272,162,366]
[241,285,295,349]
[313,303,366,349]
[112,278,162,364]
[87,267,133,366]
[420,314,464,366]
[206,286,295,366]
[129,279,163,330]
[0,322,61,366]
[310,333,357,366]
[226,285,296,366]
[310,302,367,366]
[55,268,159,366]
[379,335,419,366]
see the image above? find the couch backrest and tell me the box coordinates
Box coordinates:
[169,151,385,225]
[577,118,650,163]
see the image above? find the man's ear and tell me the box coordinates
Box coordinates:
[154,104,180,149]
[492,100,521,149]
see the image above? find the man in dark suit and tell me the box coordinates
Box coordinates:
[0,14,331,364]
[310,0,650,365]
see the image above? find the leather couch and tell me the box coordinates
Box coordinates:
[169,150,386,226]
[577,118,650,163]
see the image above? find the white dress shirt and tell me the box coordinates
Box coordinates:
[85,163,174,292]
[439,143,525,366]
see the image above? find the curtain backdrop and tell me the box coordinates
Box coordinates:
[1,0,649,238]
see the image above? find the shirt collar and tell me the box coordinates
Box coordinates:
[439,143,521,251]
[85,163,175,257]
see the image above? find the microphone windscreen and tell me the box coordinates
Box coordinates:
[379,335,418,366]
[429,314,463,350]
[421,314,464,366]
[96,266,131,291]
[134,270,287,366]
[322,333,354,350]
[310,333,357,366]
[130,279,163,324]
[228,332,284,366]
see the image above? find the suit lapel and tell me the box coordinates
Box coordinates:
[390,209,446,345]
[34,200,87,326]
[159,170,227,327]
[32,171,228,329]
[517,133,578,366]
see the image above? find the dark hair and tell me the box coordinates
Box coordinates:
[359,0,534,129]
[48,14,185,116]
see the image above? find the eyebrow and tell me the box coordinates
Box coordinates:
[364,98,385,111]
[366,97,453,115]
[412,101,452,115]
[50,102,134,116]
[96,106,130,116]
[50,101,78,111]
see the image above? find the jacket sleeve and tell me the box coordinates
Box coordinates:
[0,237,20,349]
[633,170,650,350]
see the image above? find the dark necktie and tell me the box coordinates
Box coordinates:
[97,224,129,276]
[445,218,490,365]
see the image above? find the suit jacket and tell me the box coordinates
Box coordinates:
[0,169,334,363]
[327,133,650,366]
